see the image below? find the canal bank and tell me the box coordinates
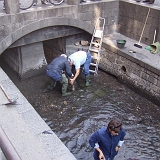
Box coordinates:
[0,67,77,160]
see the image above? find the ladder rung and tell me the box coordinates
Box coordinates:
[91,56,100,60]
[94,30,103,38]
[89,70,96,73]
[91,42,100,46]
[90,63,97,66]
[89,48,99,52]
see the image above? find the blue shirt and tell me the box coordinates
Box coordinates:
[89,127,126,160]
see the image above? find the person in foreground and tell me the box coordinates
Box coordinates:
[89,119,126,160]
[46,54,74,96]
[68,50,91,87]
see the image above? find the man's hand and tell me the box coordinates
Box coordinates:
[115,146,120,152]
[99,151,105,160]
[96,148,105,160]
[70,78,75,85]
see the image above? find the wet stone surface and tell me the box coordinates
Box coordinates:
[3,68,160,160]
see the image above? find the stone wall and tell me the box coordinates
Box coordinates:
[118,0,160,45]
[2,42,47,79]
[101,0,160,103]
[1,47,21,76]
[99,41,160,104]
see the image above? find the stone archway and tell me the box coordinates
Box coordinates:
[0,18,94,79]
[0,17,94,55]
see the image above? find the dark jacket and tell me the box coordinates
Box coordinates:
[89,127,126,160]
[47,56,72,77]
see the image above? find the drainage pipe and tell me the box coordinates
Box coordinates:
[0,126,21,160]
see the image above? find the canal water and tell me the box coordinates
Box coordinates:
[1,62,160,160]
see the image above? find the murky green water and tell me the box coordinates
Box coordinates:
[1,62,160,160]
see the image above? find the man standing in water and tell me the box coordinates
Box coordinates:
[89,119,126,160]
[68,50,91,87]
[46,54,74,96]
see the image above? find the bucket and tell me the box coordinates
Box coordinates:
[116,40,126,49]
[150,42,160,54]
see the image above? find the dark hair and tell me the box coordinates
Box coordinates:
[107,119,122,133]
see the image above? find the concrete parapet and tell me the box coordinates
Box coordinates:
[67,0,79,5]
[0,67,77,160]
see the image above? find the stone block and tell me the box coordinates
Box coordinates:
[5,0,20,14]
[148,75,158,84]
[67,0,79,5]
[150,8,159,19]
[0,16,10,26]
[102,9,112,18]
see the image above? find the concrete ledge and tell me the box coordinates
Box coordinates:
[0,67,77,160]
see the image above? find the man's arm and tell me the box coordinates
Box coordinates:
[89,131,105,160]
[70,68,80,85]
[65,61,73,77]
[115,128,126,152]
[95,146,105,160]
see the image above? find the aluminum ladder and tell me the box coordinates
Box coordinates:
[88,17,105,75]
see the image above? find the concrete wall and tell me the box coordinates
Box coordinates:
[118,0,160,45]
[1,42,47,79]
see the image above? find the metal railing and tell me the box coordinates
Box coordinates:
[0,126,21,160]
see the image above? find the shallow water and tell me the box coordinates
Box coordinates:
[1,64,160,160]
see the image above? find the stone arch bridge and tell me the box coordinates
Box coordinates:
[0,0,119,79]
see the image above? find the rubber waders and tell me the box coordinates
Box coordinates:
[85,75,90,86]
[60,74,72,96]
[50,79,56,90]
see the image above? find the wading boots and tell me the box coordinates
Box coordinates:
[60,74,72,97]
[85,75,90,86]
[50,79,56,90]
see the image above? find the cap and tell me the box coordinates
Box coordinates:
[61,54,67,58]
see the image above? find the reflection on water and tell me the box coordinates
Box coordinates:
[2,64,160,160]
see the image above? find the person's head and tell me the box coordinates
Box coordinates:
[68,58,73,66]
[107,119,122,136]
[60,54,67,59]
